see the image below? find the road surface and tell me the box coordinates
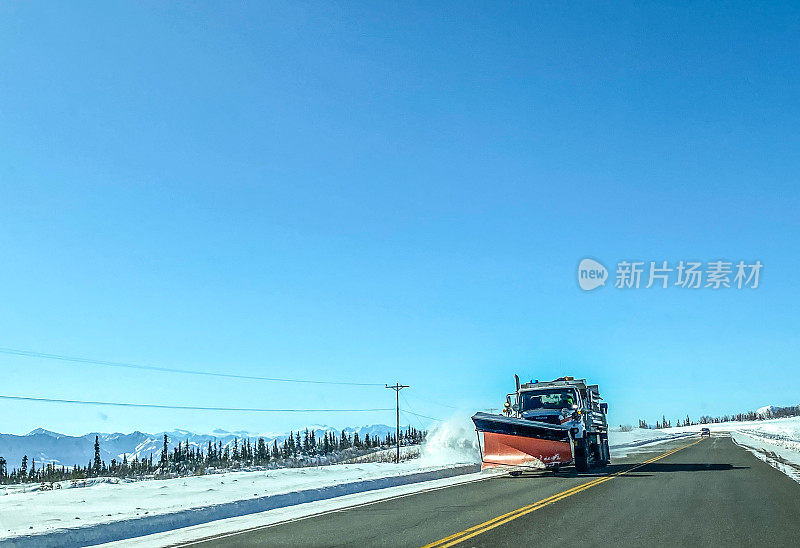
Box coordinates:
[181,435,800,547]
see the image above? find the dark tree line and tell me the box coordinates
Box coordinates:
[0,427,426,486]
[637,404,800,429]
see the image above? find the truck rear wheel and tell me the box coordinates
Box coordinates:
[598,434,610,467]
[574,438,590,473]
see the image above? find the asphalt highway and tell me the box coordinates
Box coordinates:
[183,435,800,547]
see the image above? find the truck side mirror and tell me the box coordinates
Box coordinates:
[600,403,608,414]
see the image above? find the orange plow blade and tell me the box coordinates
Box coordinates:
[481,431,572,469]
[472,411,573,470]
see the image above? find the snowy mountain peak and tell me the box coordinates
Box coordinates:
[757,405,778,417]
[26,428,62,437]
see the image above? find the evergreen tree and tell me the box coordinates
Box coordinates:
[161,434,169,469]
[256,438,268,463]
[94,436,102,474]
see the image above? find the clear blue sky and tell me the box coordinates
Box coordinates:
[1,1,798,435]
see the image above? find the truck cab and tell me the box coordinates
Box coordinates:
[505,376,610,471]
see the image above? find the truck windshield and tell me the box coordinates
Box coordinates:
[519,389,577,411]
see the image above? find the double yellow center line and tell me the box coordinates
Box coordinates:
[422,438,704,548]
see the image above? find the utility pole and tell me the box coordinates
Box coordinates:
[385,383,409,463]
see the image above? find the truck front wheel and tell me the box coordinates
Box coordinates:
[574,437,590,473]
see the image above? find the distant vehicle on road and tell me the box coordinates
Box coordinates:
[700,427,711,437]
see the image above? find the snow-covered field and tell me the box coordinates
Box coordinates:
[0,459,478,545]
[0,419,481,545]
[3,415,799,546]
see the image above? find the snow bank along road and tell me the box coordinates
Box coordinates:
[183,435,800,547]
[0,463,480,547]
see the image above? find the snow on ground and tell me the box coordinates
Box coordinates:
[4,414,800,545]
[732,430,800,483]
[670,415,800,438]
[0,418,482,544]
[345,444,421,463]
[0,453,476,542]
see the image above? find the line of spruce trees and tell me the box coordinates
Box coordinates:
[0,426,426,486]
[636,404,800,429]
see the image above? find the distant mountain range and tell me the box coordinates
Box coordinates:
[0,424,398,470]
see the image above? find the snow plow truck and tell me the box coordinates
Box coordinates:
[472,376,610,474]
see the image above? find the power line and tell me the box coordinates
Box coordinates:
[399,391,426,430]
[401,409,444,422]
[0,394,393,413]
[398,392,447,423]
[0,347,383,387]
[399,408,425,432]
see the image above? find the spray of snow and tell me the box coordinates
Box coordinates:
[419,414,480,465]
